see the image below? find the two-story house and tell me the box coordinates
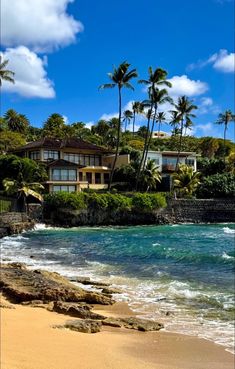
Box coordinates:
[13,137,129,192]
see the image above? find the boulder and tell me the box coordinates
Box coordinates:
[55,319,102,333]
[53,301,106,320]
[102,317,164,332]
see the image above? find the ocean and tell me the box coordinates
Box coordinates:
[1,223,234,353]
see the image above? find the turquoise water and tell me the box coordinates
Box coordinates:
[1,223,235,353]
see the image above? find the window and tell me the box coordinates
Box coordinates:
[51,169,77,181]
[162,157,177,166]
[29,151,40,160]
[63,153,101,166]
[104,173,109,184]
[185,158,195,166]
[86,172,92,184]
[95,173,101,184]
[44,150,59,160]
[79,172,83,181]
[52,185,76,193]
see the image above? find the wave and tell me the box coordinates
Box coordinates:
[223,227,235,234]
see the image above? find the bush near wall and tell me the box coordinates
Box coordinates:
[44,192,166,212]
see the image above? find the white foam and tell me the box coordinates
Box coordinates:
[222,252,234,260]
[223,227,235,234]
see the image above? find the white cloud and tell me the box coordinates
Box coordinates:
[195,122,216,136]
[2,0,83,52]
[167,75,208,97]
[99,112,119,121]
[1,46,55,98]
[198,97,220,115]
[188,49,235,73]
[85,121,94,130]
[213,50,235,73]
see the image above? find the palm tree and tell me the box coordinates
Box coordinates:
[100,62,138,189]
[0,58,15,86]
[169,110,180,136]
[132,101,144,136]
[136,67,172,189]
[156,111,167,137]
[123,109,133,132]
[216,110,235,161]
[4,109,29,133]
[172,96,197,170]
[140,159,161,192]
[173,164,201,198]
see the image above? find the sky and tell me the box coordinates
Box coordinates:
[1,0,235,140]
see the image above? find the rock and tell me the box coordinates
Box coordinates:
[102,317,164,332]
[76,278,110,287]
[55,319,102,333]
[53,301,106,320]
[101,287,122,295]
[0,264,114,306]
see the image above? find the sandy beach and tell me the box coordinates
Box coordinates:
[1,296,234,369]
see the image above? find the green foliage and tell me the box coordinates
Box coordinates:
[0,131,26,153]
[44,192,166,213]
[0,199,11,213]
[0,155,47,190]
[132,193,166,211]
[173,164,201,198]
[197,157,227,176]
[45,192,86,210]
[197,173,235,198]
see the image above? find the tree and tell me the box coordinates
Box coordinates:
[4,109,29,134]
[172,96,197,170]
[136,67,172,189]
[156,112,167,137]
[123,110,133,132]
[0,57,15,86]
[169,110,180,136]
[197,173,235,198]
[173,164,201,198]
[42,113,65,137]
[100,61,138,189]
[132,101,144,136]
[140,159,161,192]
[215,110,235,161]
[3,178,44,203]
[0,131,26,153]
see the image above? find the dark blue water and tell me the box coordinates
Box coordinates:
[1,223,235,352]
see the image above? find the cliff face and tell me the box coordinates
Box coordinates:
[44,198,235,227]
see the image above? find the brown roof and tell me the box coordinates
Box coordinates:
[14,137,111,153]
[47,159,85,168]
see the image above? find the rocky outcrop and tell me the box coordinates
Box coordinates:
[0,263,164,334]
[0,212,35,238]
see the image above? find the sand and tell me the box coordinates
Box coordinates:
[1,296,234,369]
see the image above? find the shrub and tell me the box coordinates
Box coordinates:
[44,192,86,210]
[196,173,235,198]
[132,193,166,212]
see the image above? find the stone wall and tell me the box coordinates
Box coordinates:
[163,198,235,223]
[0,212,35,238]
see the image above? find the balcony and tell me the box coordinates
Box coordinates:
[162,164,176,172]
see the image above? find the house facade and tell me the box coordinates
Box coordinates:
[13,137,129,192]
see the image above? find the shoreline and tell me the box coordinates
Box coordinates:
[1,294,234,369]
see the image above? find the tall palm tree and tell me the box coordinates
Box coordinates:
[140,159,161,192]
[0,58,15,86]
[123,109,133,131]
[216,110,235,161]
[172,96,197,170]
[136,67,172,189]
[169,110,180,136]
[4,109,29,133]
[100,62,138,189]
[173,164,201,198]
[156,112,167,137]
[132,101,144,136]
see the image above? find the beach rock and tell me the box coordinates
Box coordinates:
[0,264,114,306]
[75,278,110,287]
[102,317,164,332]
[52,301,106,320]
[101,287,122,295]
[56,319,102,333]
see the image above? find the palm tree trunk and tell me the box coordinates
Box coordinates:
[175,118,184,171]
[223,122,227,163]
[132,112,136,137]
[108,86,122,190]
[143,105,157,168]
[135,106,153,190]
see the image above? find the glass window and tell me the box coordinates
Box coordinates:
[185,158,195,166]
[95,156,101,166]
[95,173,101,184]
[51,169,77,181]
[44,150,59,160]
[52,185,76,192]
[104,173,109,184]
[86,172,92,184]
[29,151,40,160]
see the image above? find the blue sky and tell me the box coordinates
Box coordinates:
[1,0,234,140]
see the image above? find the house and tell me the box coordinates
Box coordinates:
[145,150,199,191]
[151,131,170,139]
[13,137,129,192]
